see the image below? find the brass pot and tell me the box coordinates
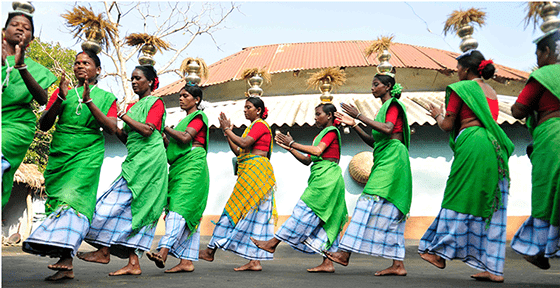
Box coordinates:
[139,44,156,66]
[377,49,392,74]
[82,27,103,54]
[319,79,333,103]
[457,24,478,52]
[247,74,264,97]
[185,60,201,85]
[12,1,34,15]
[540,2,560,33]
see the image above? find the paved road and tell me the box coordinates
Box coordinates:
[2,238,559,288]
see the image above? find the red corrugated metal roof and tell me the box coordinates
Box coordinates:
[154,40,529,97]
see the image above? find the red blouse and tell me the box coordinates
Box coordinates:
[318,131,340,160]
[447,90,499,121]
[247,121,271,152]
[187,115,206,145]
[516,79,560,113]
[386,103,403,133]
[126,99,165,131]
[47,88,118,117]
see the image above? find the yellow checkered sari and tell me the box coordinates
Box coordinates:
[224,119,277,225]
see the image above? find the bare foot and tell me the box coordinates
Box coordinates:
[109,264,142,276]
[199,248,216,262]
[324,251,351,266]
[250,237,279,254]
[307,258,335,273]
[109,252,142,276]
[375,260,407,276]
[77,249,110,264]
[45,270,74,281]
[165,260,194,273]
[47,257,73,271]
[146,251,166,268]
[523,255,550,270]
[234,260,262,271]
[419,253,445,269]
[471,271,504,282]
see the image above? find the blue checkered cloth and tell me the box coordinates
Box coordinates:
[418,181,509,276]
[275,199,339,255]
[84,177,157,259]
[157,211,200,261]
[339,195,406,261]
[208,195,274,261]
[22,205,89,258]
[511,216,560,259]
[1,153,10,177]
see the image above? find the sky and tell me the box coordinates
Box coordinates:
[2,1,545,99]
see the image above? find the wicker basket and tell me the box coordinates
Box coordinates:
[348,151,374,185]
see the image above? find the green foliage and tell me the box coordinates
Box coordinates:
[22,38,78,172]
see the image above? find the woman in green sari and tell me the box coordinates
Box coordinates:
[2,9,57,207]
[418,50,514,282]
[22,50,118,281]
[511,29,560,269]
[78,65,168,277]
[251,103,347,273]
[326,73,412,276]
[146,84,210,273]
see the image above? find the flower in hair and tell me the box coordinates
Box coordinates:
[262,107,269,119]
[187,81,196,87]
[478,59,493,74]
[390,83,402,96]
[153,77,160,91]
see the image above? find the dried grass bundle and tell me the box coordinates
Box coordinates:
[124,33,171,53]
[241,67,271,84]
[443,8,486,35]
[179,57,209,79]
[364,35,394,58]
[61,6,117,48]
[524,2,547,30]
[306,67,347,90]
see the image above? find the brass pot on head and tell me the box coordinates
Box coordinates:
[377,49,393,74]
[184,60,201,85]
[319,78,333,103]
[139,44,156,66]
[247,74,264,97]
[12,1,34,15]
[540,2,560,33]
[81,27,103,54]
[457,24,478,52]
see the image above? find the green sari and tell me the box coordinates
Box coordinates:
[442,81,514,219]
[2,56,57,207]
[121,96,168,232]
[300,126,348,249]
[44,86,116,221]
[525,64,560,226]
[166,110,210,232]
[363,97,412,217]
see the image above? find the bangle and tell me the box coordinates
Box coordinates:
[14,64,27,70]
[352,123,359,128]
[289,147,294,152]
[57,94,65,102]
[117,111,126,119]
[355,113,362,119]
[437,113,443,120]
[84,99,93,104]
[224,127,231,131]
[288,140,295,147]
